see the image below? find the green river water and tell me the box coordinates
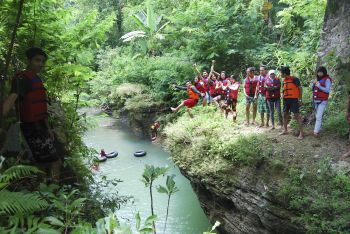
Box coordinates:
[83,115,211,234]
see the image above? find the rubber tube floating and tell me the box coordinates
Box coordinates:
[97,157,107,162]
[106,151,118,159]
[134,150,147,157]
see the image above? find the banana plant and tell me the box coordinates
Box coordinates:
[121,0,170,56]
[157,175,179,233]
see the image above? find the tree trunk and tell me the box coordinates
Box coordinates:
[0,0,25,126]
[317,0,350,79]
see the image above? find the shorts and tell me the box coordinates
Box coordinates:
[283,98,300,114]
[21,121,59,163]
[184,99,198,108]
[245,96,256,104]
[226,98,237,111]
[257,94,269,113]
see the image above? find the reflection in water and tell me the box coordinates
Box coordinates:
[83,116,211,234]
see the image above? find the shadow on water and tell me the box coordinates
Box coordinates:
[83,112,211,234]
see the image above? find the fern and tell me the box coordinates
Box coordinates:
[0,190,48,215]
[0,165,42,185]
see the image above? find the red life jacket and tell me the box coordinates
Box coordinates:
[209,80,217,96]
[228,83,240,100]
[265,78,281,99]
[257,75,267,95]
[195,81,206,93]
[313,76,332,101]
[14,70,49,123]
[244,76,258,97]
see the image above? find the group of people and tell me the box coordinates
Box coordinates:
[170,61,333,140]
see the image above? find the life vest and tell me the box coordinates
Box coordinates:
[14,70,49,123]
[209,80,217,96]
[265,78,281,99]
[195,81,206,93]
[257,75,267,95]
[228,83,240,100]
[282,76,300,99]
[187,86,200,100]
[313,76,332,101]
[244,77,258,97]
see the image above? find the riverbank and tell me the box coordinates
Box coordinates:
[164,106,350,234]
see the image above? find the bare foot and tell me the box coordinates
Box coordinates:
[171,107,176,112]
[259,123,264,128]
[279,131,288,136]
[313,132,319,138]
[298,134,304,140]
[252,121,257,125]
[244,122,250,126]
[270,126,275,131]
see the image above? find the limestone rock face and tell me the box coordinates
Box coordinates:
[181,169,304,234]
[318,0,350,75]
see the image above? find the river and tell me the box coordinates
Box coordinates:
[83,114,211,234]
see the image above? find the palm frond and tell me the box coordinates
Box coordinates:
[0,190,48,215]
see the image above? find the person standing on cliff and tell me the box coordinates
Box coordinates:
[312,66,332,137]
[255,65,270,128]
[265,70,283,130]
[243,67,258,126]
[2,47,62,181]
[279,66,304,140]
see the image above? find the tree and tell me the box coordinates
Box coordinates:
[157,175,179,234]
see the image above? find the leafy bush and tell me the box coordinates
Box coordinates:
[278,158,350,234]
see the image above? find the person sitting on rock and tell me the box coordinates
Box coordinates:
[171,80,204,118]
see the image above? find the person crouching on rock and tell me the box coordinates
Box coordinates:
[171,80,204,118]
[151,121,160,141]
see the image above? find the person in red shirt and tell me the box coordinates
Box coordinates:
[2,47,62,181]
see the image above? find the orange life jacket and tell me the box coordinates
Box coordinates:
[313,76,332,101]
[187,86,200,100]
[282,76,300,99]
[14,70,49,123]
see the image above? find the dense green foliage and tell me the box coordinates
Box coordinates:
[1,0,348,233]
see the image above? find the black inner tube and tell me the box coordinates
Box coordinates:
[134,150,147,157]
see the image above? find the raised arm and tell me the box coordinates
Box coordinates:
[192,63,203,79]
[174,85,187,91]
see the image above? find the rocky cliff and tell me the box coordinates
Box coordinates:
[164,107,350,234]
[318,0,350,78]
